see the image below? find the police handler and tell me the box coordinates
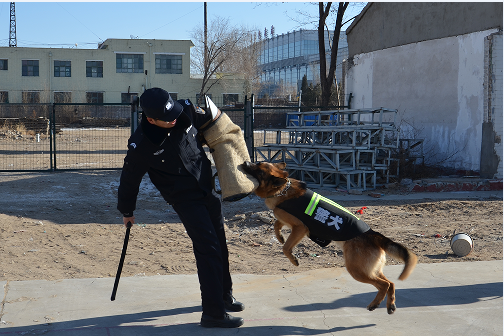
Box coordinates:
[117,87,244,328]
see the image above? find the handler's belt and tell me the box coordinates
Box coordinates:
[277,190,370,246]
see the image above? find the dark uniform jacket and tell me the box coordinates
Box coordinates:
[117,99,214,215]
[277,189,370,246]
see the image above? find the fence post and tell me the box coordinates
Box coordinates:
[298,89,302,113]
[130,96,139,134]
[243,95,255,162]
[50,103,56,171]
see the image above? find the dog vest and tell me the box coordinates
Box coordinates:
[277,189,370,246]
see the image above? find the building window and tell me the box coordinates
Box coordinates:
[0,91,8,103]
[0,60,7,70]
[116,54,143,73]
[54,60,71,77]
[22,60,39,76]
[121,93,138,104]
[22,91,40,103]
[223,94,239,106]
[54,92,71,103]
[155,54,182,74]
[301,40,319,56]
[86,61,103,78]
[86,92,103,104]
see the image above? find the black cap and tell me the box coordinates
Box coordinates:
[140,87,183,122]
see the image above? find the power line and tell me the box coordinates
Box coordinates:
[139,4,203,39]
[16,41,98,47]
[56,3,103,43]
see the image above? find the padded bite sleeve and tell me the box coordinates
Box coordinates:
[202,113,259,201]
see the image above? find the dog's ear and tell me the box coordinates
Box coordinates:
[274,162,287,170]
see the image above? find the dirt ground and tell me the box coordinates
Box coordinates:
[0,170,502,282]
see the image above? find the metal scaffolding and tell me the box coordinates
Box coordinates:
[254,108,400,190]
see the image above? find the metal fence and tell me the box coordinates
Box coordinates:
[0,103,132,171]
[0,102,252,171]
[0,99,349,172]
[52,103,133,171]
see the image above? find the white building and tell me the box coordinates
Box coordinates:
[0,38,245,106]
[345,2,503,178]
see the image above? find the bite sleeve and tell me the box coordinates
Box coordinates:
[202,113,258,201]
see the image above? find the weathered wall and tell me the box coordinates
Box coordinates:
[346,29,501,174]
[481,33,503,179]
[347,2,503,58]
[493,35,503,179]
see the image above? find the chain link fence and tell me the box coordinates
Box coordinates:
[0,103,132,171]
[0,99,348,172]
[0,102,252,171]
[52,103,132,170]
[0,104,53,171]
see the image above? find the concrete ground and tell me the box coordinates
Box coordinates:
[0,190,502,336]
[0,262,502,335]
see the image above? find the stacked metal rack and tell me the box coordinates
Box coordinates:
[253,108,400,190]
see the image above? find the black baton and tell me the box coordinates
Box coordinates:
[111,221,133,301]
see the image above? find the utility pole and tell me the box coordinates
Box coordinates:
[202,2,208,105]
[204,2,208,58]
[9,2,17,47]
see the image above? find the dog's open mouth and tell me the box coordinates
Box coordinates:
[241,161,256,176]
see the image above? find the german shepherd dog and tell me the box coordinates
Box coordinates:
[241,161,418,314]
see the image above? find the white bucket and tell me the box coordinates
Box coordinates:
[450,233,473,257]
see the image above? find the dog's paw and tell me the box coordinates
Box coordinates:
[387,304,396,315]
[288,258,299,267]
[367,303,379,312]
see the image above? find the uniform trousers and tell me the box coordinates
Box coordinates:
[171,192,232,318]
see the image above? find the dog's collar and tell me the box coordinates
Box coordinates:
[267,178,291,198]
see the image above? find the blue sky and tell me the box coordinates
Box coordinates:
[0,1,366,49]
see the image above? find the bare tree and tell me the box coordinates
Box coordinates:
[318,2,349,107]
[287,2,364,107]
[190,15,249,104]
[221,31,264,99]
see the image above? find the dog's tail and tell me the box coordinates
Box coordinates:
[377,231,418,280]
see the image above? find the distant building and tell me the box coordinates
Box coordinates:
[0,38,245,106]
[258,29,348,98]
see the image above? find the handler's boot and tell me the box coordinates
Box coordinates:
[224,294,245,312]
[200,313,244,328]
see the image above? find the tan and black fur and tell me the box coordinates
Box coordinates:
[241,161,418,314]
